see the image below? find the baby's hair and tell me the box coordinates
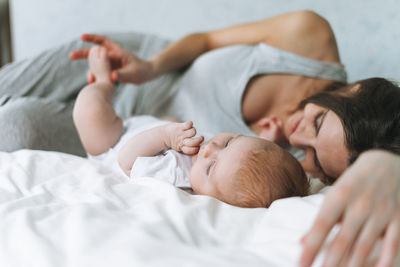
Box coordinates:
[232,141,309,208]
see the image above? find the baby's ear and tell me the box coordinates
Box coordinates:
[257,116,286,143]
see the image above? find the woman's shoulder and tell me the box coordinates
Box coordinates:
[204,10,342,64]
[261,10,341,64]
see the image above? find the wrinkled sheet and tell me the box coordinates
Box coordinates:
[0,150,390,267]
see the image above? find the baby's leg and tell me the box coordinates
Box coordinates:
[73,46,123,156]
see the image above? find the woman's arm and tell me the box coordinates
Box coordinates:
[70,10,340,84]
[300,150,400,267]
[152,9,340,74]
[118,121,203,176]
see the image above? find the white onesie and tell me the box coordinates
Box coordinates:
[88,115,193,190]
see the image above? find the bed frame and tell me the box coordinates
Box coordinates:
[0,0,12,67]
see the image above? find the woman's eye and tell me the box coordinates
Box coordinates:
[313,112,324,134]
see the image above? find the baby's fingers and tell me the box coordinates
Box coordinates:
[179,136,203,155]
[180,121,193,130]
[181,145,200,155]
[183,127,197,139]
[183,136,204,147]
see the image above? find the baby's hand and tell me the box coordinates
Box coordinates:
[164,121,204,155]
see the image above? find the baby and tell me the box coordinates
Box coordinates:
[73,46,309,208]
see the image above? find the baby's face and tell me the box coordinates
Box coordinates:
[190,134,263,203]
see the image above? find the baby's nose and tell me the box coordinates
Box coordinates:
[203,141,218,158]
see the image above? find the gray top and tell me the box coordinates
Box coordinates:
[114,38,347,140]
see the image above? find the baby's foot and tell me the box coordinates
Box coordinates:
[88,46,112,83]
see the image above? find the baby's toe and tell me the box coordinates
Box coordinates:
[88,46,98,59]
[98,47,108,58]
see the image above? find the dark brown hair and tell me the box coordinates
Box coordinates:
[304,77,400,171]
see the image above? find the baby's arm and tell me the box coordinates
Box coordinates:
[118,121,203,176]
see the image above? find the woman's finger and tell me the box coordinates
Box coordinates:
[345,212,388,267]
[376,216,400,267]
[322,200,369,267]
[81,33,122,51]
[300,190,348,267]
[80,34,108,45]
[110,71,119,82]
[69,49,90,60]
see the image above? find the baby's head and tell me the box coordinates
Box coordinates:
[190,134,309,208]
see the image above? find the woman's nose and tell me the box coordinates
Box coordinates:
[289,103,321,148]
[289,131,313,148]
[289,120,314,148]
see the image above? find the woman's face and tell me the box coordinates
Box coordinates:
[287,103,350,181]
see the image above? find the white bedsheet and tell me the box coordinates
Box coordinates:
[0,150,390,267]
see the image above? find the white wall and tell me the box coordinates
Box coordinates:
[9,0,400,82]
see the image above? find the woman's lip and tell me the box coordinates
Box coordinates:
[291,117,302,134]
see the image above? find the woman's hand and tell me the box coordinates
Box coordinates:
[300,150,400,267]
[70,34,154,84]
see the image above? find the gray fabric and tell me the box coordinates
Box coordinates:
[0,32,172,155]
[0,31,347,155]
[129,43,347,140]
[0,96,84,155]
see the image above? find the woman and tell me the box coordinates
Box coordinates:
[294,78,400,266]
[70,11,400,266]
[70,10,347,162]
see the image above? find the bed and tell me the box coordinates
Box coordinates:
[0,149,331,267]
[1,1,400,266]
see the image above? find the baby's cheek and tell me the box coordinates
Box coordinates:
[189,167,203,193]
